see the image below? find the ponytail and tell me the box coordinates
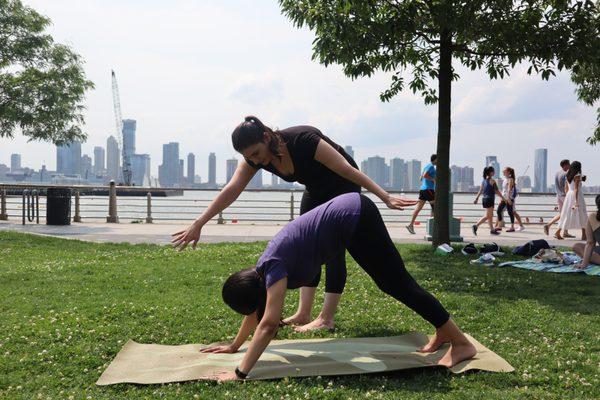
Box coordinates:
[595,194,600,222]
[231,116,283,160]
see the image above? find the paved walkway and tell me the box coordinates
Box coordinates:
[0,219,583,248]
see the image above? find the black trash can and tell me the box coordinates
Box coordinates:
[46,188,72,225]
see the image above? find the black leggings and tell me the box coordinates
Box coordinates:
[302,191,354,294]
[346,195,450,328]
[497,200,514,224]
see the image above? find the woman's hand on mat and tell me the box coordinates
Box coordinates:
[171,220,203,251]
[200,344,238,354]
[384,194,419,210]
[573,263,587,270]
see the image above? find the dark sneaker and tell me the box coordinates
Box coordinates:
[405,225,415,235]
[490,229,500,235]
[472,225,478,236]
[461,243,478,255]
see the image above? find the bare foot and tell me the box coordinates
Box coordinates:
[437,341,477,367]
[282,313,311,326]
[294,316,335,333]
[418,332,449,353]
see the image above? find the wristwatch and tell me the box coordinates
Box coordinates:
[235,367,248,380]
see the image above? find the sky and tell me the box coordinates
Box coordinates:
[1,0,598,185]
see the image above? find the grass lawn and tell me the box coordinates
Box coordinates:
[0,231,598,399]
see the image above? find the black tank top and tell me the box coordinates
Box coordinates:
[245,126,360,202]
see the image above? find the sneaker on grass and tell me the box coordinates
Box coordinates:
[469,253,496,266]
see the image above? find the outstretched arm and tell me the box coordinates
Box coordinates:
[200,313,258,354]
[314,140,418,209]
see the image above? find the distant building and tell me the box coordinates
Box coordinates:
[451,165,475,192]
[485,156,501,177]
[208,153,216,185]
[534,148,548,192]
[226,158,238,184]
[248,168,263,189]
[93,146,105,175]
[179,159,184,185]
[106,136,120,182]
[361,156,388,187]
[518,175,532,190]
[122,119,136,159]
[131,154,151,186]
[271,173,279,187]
[56,141,82,176]
[187,153,195,185]
[158,142,180,187]
[406,159,422,191]
[10,154,21,172]
[81,155,93,179]
[344,145,354,160]
[389,158,406,190]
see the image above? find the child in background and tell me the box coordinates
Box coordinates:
[497,167,524,232]
[472,166,506,236]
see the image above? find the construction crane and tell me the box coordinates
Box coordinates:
[111,70,132,185]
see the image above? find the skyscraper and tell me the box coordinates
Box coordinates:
[158,142,180,187]
[93,146,105,175]
[248,169,263,189]
[406,159,422,191]
[81,154,93,179]
[360,156,387,187]
[534,148,548,192]
[344,145,354,160]
[131,154,151,186]
[271,173,279,187]
[450,165,475,192]
[226,158,238,184]
[122,119,136,159]
[106,136,120,181]
[485,156,500,177]
[10,154,21,172]
[389,158,406,190]
[208,153,216,185]
[187,153,195,185]
[56,141,82,176]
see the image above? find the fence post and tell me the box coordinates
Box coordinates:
[106,181,119,223]
[289,192,295,221]
[22,189,29,225]
[217,211,224,224]
[0,189,7,220]
[73,190,81,222]
[146,192,153,223]
[35,190,39,224]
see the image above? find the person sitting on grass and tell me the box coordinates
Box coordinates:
[201,193,476,381]
[472,166,506,236]
[573,194,600,269]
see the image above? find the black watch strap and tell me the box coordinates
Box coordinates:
[235,367,248,379]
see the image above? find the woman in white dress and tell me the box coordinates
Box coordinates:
[558,161,588,240]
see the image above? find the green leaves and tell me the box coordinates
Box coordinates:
[0,0,94,144]
[571,61,600,145]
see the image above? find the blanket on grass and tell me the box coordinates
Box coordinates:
[498,252,600,276]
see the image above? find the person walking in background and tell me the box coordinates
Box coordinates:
[172,116,417,332]
[557,161,588,241]
[544,160,571,239]
[496,167,524,232]
[472,166,506,236]
[406,154,437,234]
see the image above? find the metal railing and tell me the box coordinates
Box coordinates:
[0,182,597,225]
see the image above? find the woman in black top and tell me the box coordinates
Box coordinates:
[172,116,417,332]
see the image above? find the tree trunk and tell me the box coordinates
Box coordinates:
[432,29,452,246]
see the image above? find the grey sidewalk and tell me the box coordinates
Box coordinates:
[0,219,583,248]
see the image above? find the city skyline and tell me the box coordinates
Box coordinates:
[0,1,598,186]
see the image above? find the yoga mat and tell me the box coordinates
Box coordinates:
[96,332,513,385]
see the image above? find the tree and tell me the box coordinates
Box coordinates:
[571,63,600,145]
[279,0,600,245]
[0,0,94,145]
